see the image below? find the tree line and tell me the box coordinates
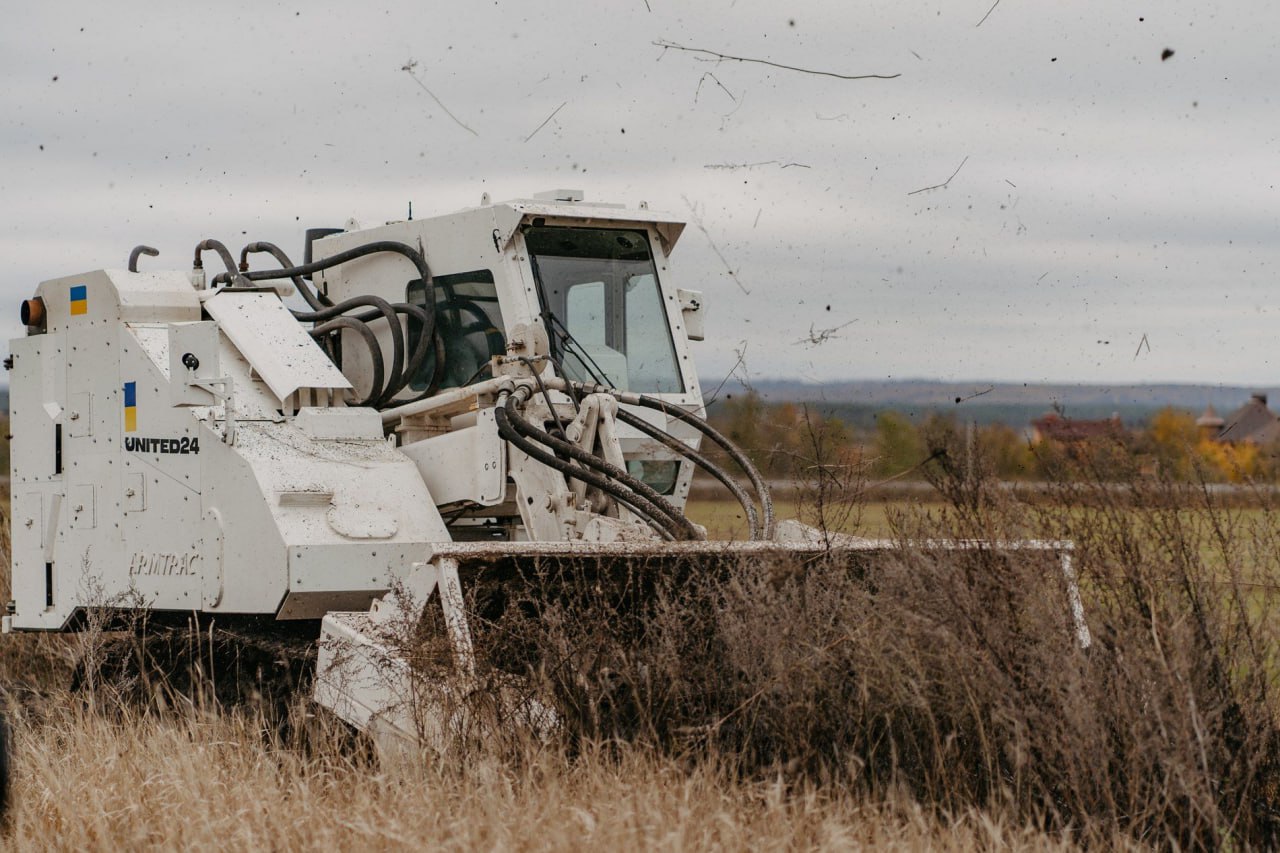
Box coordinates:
[704,392,1274,484]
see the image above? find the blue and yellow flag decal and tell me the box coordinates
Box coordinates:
[69,284,87,316]
[123,381,137,432]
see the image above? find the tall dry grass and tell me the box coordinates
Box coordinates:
[10,702,1089,851]
[464,428,1280,849]
[2,427,1280,849]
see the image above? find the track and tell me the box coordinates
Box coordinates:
[70,621,318,718]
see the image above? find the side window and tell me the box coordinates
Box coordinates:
[526,227,684,394]
[623,274,680,393]
[565,281,606,346]
[406,270,506,392]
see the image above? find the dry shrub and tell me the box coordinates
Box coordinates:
[462,430,1280,849]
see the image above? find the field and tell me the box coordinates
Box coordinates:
[3,465,1280,850]
[686,498,917,539]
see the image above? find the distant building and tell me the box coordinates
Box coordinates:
[1202,393,1280,444]
[1030,412,1125,444]
[1195,405,1224,441]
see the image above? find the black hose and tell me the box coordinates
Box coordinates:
[494,397,677,542]
[572,381,775,539]
[345,301,436,400]
[241,239,434,354]
[128,245,158,272]
[193,239,239,276]
[614,407,761,540]
[633,393,775,539]
[459,360,496,389]
[240,241,333,310]
[205,269,415,404]
[292,295,405,407]
[298,297,435,403]
[546,355,582,414]
[391,302,435,399]
[204,237,437,407]
[309,317,384,407]
[501,394,703,541]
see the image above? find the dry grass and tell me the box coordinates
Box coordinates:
[686,497,934,539]
[8,702,1086,852]
[4,434,1280,849]
[0,510,1077,853]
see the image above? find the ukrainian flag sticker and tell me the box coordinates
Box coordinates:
[69,285,88,316]
[123,381,137,432]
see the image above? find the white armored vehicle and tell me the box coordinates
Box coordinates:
[5,189,1086,746]
[4,191,800,742]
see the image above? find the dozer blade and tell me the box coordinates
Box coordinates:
[313,537,1089,754]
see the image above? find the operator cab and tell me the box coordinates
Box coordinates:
[523,226,683,395]
[312,194,704,516]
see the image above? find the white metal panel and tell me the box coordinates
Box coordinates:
[128,325,172,380]
[168,321,220,406]
[123,472,146,513]
[294,408,382,440]
[203,291,351,401]
[9,335,64,484]
[66,391,92,438]
[11,492,44,619]
[398,407,506,506]
[70,484,95,529]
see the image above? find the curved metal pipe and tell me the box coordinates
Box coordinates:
[192,239,239,275]
[128,245,158,273]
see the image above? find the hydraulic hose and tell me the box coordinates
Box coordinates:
[520,356,568,439]
[569,381,775,539]
[494,394,679,542]
[240,241,333,310]
[128,245,158,273]
[500,391,703,541]
[634,393,775,540]
[241,239,434,348]
[292,295,405,407]
[193,239,239,276]
[282,295,434,405]
[309,316,384,407]
[342,301,436,400]
[614,407,761,540]
[240,240,438,402]
[216,258,421,405]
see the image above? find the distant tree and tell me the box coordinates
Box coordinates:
[873,411,924,477]
[1142,407,1199,479]
[979,423,1036,480]
[1196,438,1260,483]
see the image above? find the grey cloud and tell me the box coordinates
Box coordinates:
[3,0,1278,386]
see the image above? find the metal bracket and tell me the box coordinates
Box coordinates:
[188,374,236,444]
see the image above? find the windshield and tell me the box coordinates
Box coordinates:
[526,226,684,393]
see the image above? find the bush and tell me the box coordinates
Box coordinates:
[461,451,1280,848]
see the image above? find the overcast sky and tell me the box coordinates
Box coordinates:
[2,1,1277,387]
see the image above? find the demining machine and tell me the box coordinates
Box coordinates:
[4,190,1088,748]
